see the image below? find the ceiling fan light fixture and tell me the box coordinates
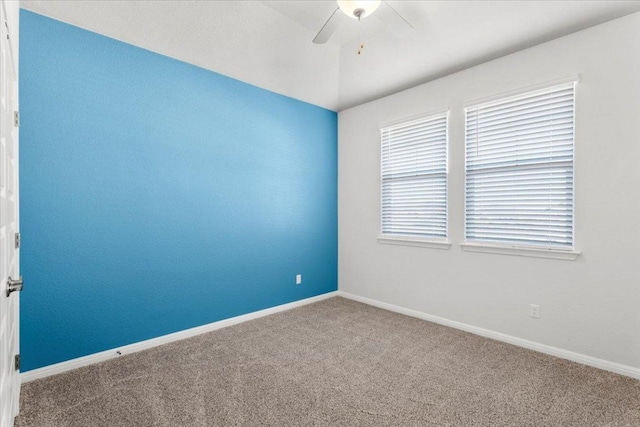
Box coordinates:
[337,0,382,20]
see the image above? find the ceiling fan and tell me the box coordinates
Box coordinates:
[313,0,414,45]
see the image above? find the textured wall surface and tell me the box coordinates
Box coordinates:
[339,13,640,369]
[20,10,337,371]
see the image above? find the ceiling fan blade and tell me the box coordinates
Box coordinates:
[313,7,341,44]
[378,1,414,38]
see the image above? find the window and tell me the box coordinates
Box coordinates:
[465,82,576,250]
[380,113,448,244]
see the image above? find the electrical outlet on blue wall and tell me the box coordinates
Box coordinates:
[19,10,338,372]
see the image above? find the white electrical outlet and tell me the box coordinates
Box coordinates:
[296,274,302,285]
[530,304,540,319]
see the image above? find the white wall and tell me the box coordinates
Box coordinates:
[339,12,640,370]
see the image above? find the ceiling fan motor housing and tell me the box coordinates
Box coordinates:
[314,0,412,45]
[337,0,382,20]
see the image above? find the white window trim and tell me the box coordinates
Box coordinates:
[377,235,452,250]
[379,110,450,245]
[379,108,450,130]
[463,79,578,254]
[460,242,580,260]
[462,74,580,109]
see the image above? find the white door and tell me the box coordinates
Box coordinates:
[0,0,20,425]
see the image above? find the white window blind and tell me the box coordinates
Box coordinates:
[465,82,575,248]
[381,113,448,239]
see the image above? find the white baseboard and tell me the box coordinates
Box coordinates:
[23,290,640,383]
[337,291,640,380]
[21,291,338,383]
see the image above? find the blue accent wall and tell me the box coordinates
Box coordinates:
[19,10,337,372]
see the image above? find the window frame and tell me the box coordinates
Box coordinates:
[461,79,580,260]
[377,110,451,250]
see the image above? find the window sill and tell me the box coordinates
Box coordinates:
[377,236,451,250]
[460,242,580,261]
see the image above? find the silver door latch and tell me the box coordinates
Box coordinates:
[6,276,23,297]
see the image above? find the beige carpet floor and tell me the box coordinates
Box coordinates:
[16,297,640,426]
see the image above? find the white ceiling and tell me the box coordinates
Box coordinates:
[20,1,640,111]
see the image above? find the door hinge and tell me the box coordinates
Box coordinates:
[14,111,19,127]
[14,232,20,249]
[14,355,20,371]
